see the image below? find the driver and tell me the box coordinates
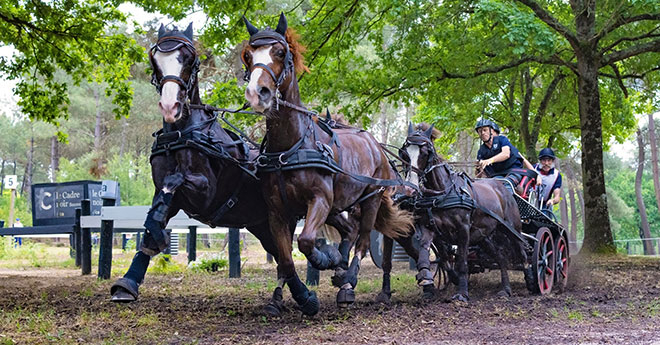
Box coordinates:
[475,119,537,192]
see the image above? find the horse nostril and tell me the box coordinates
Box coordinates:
[258,86,271,101]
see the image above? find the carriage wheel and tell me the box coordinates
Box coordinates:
[532,227,555,295]
[553,234,569,292]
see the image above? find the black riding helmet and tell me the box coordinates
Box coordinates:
[474,119,500,134]
[538,148,556,160]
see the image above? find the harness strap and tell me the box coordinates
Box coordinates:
[210,172,247,226]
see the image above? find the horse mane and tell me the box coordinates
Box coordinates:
[285,28,310,76]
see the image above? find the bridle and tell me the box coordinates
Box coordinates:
[400,133,439,181]
[149,36,201,102]
[241,30,298,111]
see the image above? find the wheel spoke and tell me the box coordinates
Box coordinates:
[546,267,553,275]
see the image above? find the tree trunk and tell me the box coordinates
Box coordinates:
[648,114,660,216]
[0,160,5,195]
[50,136,59,182]
[635,129,655,255]
[568,187,578,244]
[21,127,34,202]
[93,85,105,176]
[575,54,614,254]
[520,68,536,162]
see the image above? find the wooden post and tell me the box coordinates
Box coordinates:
[74,208,81,267]
[81,199,92,275]
[306,238,325,286]
[266,253,273,263]
[228,228,241,278]
[98,197,115,280]
[187,226,197,263]
[121,234,127,250]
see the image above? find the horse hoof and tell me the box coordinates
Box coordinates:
[375,291,391,305]
[264,302,283,317]
[110,278,139,303]
[422,285,437,301]
[111,288,137,303]
[299,291,320,316]
[336,288,356,307]
[451,294,469,303]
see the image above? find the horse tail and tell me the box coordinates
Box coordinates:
[375,189,415,239]
[320,224,342,243]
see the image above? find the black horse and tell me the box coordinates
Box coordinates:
[400,123,530,301]
[110,23,281,302]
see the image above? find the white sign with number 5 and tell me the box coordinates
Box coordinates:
[3,175,18,190]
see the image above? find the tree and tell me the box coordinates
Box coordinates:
[649,114,660,215]
[635,128,655,255]
[286,0,660,254]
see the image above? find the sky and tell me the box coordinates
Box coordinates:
[0,6,649,162]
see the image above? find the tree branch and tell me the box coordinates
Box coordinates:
[515,0,579,48]
[599,25,660,56]
[595,13,660,42]
[601,38,660,65]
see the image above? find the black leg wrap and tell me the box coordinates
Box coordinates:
[285,276,319,316]
[342,256,360,288]
[142,190,176,254]
[308,245,341,270]
[338,239,351,270]
[524,266,535,292]
[331,267,347,288]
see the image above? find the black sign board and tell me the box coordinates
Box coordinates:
[31,181,120,226]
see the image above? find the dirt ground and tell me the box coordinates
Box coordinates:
[0,253,659,345]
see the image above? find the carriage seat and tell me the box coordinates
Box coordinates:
[508,168,538,199]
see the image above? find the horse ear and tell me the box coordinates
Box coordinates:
[275,12,288,36]
[184,23,193,41]
[158,24,166,39]
[408,122,413,135]
[243,16,259,36]
[325,108,331,120]
[423,124,435,139]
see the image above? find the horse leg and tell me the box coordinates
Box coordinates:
[481,237,512,297]
[298,197,341,270]
[452,224,470,302]
[337,197,380,307]
[375,235,394,304]
[331,234,354,288]
[414,226,436,300]
[266,215,320,317]
[111,196,181,302]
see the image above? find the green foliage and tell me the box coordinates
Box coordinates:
[1,0,145,123]
[0,189,32,227]
[188,252,228,272]
[148,254,183,274]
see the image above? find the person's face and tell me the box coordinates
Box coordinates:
[540,157,554,170]
[478,127,492,142]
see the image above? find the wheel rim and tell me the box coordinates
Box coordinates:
[533,228,555,294]
[554,235,569,289]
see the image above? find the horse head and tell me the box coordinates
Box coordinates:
[241,13,309,115]
[401,123,441,189]
[149,23,200,124]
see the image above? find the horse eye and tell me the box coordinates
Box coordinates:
[275,49,285,58]
[243,52,251,62]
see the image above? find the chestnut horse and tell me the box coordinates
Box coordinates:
[241,14,414,315]
[401,123,530,301]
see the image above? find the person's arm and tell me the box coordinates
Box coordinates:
[520,153,542,185]
[479,146,511,170]
[546,188,561,206]
[520,154,535,170]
